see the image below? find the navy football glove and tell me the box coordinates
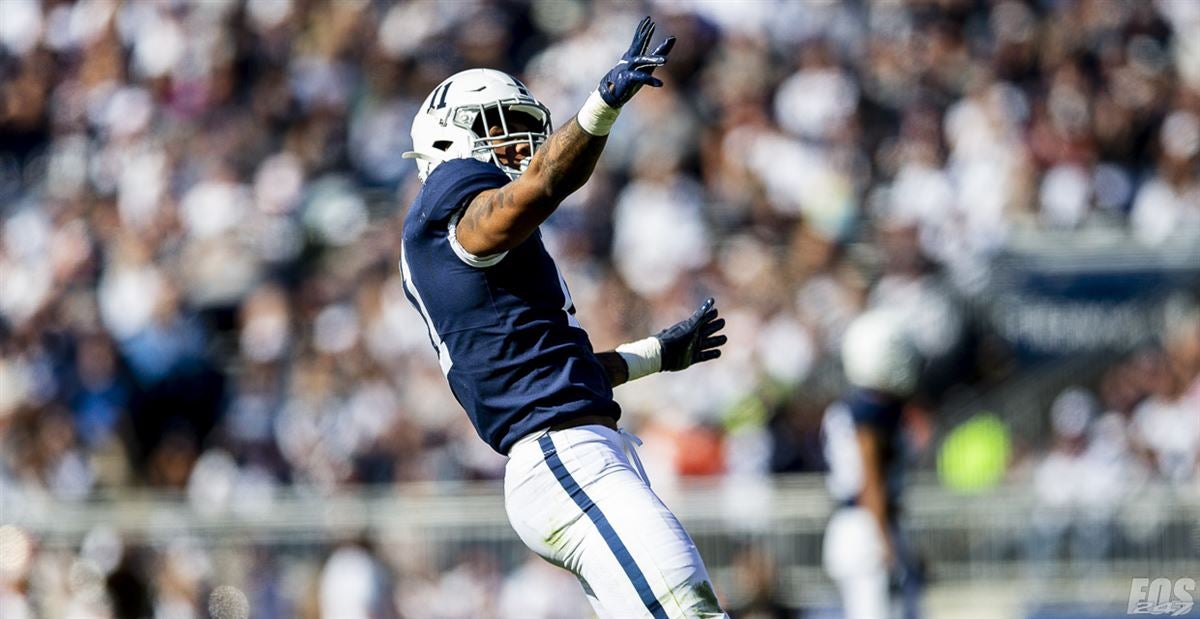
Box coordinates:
[598,16,676,108]
[656,298,727,372]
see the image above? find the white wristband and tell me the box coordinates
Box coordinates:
[616,337,662,381]
[576,90,620,136]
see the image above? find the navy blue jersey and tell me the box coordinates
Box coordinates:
[822,389,905,513]
[400,158,620,453]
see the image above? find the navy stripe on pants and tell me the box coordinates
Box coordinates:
[538,434,668,619]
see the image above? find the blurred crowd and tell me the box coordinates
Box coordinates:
[1018,294,1199,576]
[1,0,1199,616]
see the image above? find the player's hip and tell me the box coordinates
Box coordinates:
[505,423,636,492]
[504,423,653,525]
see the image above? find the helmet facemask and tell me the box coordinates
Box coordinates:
[458,100,552,179]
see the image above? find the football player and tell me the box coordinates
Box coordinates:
[822,310,924,619]
[399,17,728,619]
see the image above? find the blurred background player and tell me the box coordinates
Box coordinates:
[399,16,728,619]
[823,310,924,619]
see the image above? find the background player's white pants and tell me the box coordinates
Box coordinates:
[823,507,890,619]
[505,425,727,619]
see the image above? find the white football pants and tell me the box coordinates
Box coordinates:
[504,424,728,619]
[823,507,890,619]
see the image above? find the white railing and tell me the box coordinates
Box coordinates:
[6,475,1198,607]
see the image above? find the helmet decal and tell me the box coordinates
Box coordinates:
[428,81,453,111]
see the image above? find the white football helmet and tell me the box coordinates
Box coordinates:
[403,68,552,182]
[841,309,922,397]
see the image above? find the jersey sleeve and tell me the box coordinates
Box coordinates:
[845,388,903,430]
[416,158,512,267]
[419,158,510,227]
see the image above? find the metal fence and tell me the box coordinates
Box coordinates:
[8,475,1198,609]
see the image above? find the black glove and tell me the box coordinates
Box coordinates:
[598,16,676,108]
[655,297,727,372]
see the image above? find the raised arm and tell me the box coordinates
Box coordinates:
[455,17,676,257]
[456,119,607,254]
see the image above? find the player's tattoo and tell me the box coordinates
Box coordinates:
[595,351,629,388]
[460,182,517,234]
[533,117,607,200]
[457,117,606,253]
